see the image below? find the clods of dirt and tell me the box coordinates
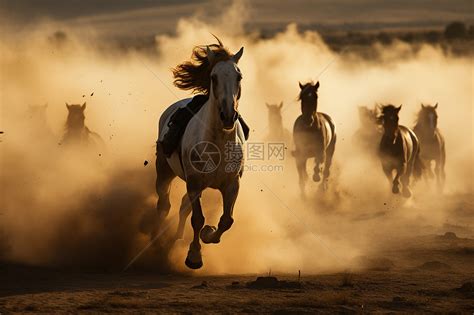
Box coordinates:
[246,276,301,289]
[191,281,209,289]
[438,231,459,240]
[454,282,474,298]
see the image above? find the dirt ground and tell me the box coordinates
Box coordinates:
[1,229,472,314]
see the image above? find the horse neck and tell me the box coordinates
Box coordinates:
[382,125,398,144]
[65,124,87,137]
[198,97,235,142]
[415,120,436,137]
[301,100,318,124]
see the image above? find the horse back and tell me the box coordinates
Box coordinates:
[157,98,193,141]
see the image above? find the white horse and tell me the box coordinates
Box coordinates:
[155,42,245,269]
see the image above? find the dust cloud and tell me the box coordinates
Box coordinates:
[0,1,472,275]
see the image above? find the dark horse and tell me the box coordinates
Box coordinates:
[413,103,446,192]
[379,105,423,197]
[293,81,336,195]
[61,102,103,147]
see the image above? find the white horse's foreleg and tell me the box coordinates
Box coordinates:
[185,185,205,269]
[201,179,239,244]
[175,193,191,240]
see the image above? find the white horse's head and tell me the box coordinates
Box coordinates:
[207,46,244,131]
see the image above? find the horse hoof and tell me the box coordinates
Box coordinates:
[402,188,412,198]
[185,257,203,269]
[200,225,219,244]
[392,185,400,194]
[313,173,321,182]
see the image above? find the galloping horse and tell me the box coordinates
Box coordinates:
[293,81,336,195]
[379,105,423,197]
[155,40,245,269]
[413,103,446,191]
[61,102,103,148]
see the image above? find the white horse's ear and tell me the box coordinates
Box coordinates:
[206,46,215,64]
[279,101,283,109]
[232,47,244,64]
[299,82,304,90]
[81,102,86,110]
[434,103,438,109]
[315,81,320,89]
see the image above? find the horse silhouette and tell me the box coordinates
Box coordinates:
[293,81,336,195]
[61,102,103,148]
[413,103,446,192]
[378,104,423,197]
[265,102,291,146]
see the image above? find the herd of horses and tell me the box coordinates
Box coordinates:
[22,38,445,270]
[153,39,446,269]
[266,89,445,199]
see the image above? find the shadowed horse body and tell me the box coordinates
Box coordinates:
[265,102,291,146]
[61,102,103,148]
[379,105,423,197]
[293,81,336,195]
[413,103,446,191]
[155,39,245,269]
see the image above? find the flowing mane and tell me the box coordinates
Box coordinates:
[172,40,233,94]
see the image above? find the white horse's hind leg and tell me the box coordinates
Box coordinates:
[201,179,239,244]
[175,193,192,240]
[185,185,205,269]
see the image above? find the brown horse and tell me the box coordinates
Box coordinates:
[413,103,446,192]
[378,105,423,197]
[293,81,336,195]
